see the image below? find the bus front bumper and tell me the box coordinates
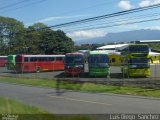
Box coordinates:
[65,68,84,75]
[128,68,150,77]
[89,68,110,77]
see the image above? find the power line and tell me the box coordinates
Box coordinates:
[12,3,160,35]
[65,17,160,32]
[29,0,118,25]
[62,12,160,31]
[0,0,47,13]
[0,0,31,11]
[49,3,160,29]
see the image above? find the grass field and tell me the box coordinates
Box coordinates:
[0,76,160,98]
[0,97,47,114]
[0,97,90,120]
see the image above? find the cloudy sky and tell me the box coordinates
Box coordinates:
[1,0,160,41]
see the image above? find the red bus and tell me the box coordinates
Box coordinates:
[0,56,7,67]
[15,54,65,72]
[65,53,85,76]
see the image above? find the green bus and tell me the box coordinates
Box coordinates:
[88,51,110,77]
[121,44,150,77]
[7,55,16,70]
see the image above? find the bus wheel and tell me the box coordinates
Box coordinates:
[36,67,41,73]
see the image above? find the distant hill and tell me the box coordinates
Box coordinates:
[75,29,160,45]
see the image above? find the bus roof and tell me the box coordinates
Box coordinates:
[8,55,16,57]
[66,52,84,55]
[17,55,65,57]
[89,50,108,55]
[0,56,7,58]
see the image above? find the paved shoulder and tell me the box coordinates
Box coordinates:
[0,83,160,114]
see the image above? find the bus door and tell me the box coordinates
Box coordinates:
[16,55,24,72]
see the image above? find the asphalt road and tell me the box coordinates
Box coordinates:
[0,65,160,80]
[0,82,160,114]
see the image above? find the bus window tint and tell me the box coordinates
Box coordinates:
[56,57,63,61]
[65,56,84,64]
[129,46,149,53]
[39,57,47,61]
[129,58,149,68]
[30,57,38,62]
[89,55,109,63]
[74,56,84,63]
[0,57,6,60]
[129,58,149,64]
[65,57,73,63]
[48,57,55,61]
[24,57,28,62]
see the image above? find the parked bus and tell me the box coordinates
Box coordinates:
[88,51,110,77]
[15,54,65,72]
[65,53,85,76]
[7,55,16,70]
[0,56,7,67]
[121,44,150,77]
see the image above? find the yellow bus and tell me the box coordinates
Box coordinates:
[121,44,150,77]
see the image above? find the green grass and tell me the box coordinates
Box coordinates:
[0,97,47,114]
[0,76,160,98]
[0,97,90,120]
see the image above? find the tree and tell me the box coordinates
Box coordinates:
[0,16,25,55]
[0,16,74,55]
[40,29,74,54]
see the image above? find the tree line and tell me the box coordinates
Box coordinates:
[0,16,74,55]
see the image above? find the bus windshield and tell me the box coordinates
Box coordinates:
[89,55,109,63]
[65,55,84,64]
[88,55,109,68]
[129,45,149,53]
[129,58,149,68]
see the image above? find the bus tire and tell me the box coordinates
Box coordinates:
[36,67,41,73]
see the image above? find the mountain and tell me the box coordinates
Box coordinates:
[75,29,160,45]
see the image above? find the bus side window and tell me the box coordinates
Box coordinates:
[56,57,63,61]
[30,57,33,62]
[44,57,48,61]
[24,57,28,62]
[31,57,37,62]
[48,57,55,61]
[35,57,38,61]
[28,57,31,62]
[37,57,42,61]
[39,57,43,61]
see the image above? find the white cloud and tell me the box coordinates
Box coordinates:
[139,0,151,7]
[26,14,92,26]
[145,26,160,30]
[118,0,134,10]
[67,30,107,40]
[37,14,91,23]
[139,0,160,7]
